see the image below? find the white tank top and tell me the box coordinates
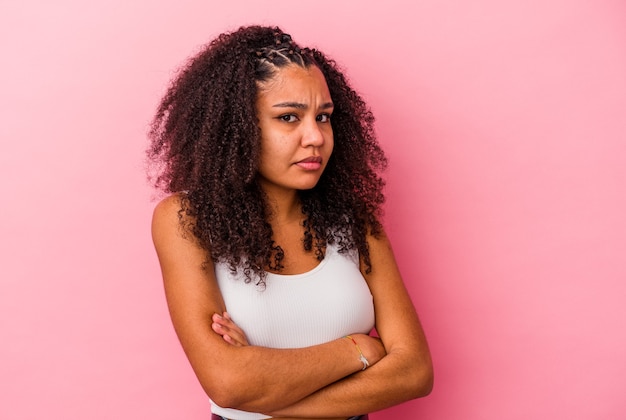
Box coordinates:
[211,244,375,419]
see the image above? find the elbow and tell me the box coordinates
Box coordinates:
[404,357,434,399]
[211,394,278,414]
[207,388,239,411]
[203,383,256,411]
[414,361,435,398]
[201,376,276,413]
[415,364,434,398]
[197,372,246,410]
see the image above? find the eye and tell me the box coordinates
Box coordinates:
[316,113,331,123]
[279,114,298,123]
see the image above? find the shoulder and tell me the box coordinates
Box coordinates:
[151,193,195,249]
[152,192,192,232]
[359,227,396,279]
[151,193,213,286]
[367,228,393,256]
[152,193,184,223]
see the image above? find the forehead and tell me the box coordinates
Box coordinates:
[256,64,331,104]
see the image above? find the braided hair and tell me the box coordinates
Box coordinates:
[147,25,387,285]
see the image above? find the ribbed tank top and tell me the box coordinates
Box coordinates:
[211,244,375,419]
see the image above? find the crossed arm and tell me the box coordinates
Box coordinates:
[152,195,433,418]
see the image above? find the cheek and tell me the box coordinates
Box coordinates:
[258,137,290,170]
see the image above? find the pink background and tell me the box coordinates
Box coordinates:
[1,0,625,419]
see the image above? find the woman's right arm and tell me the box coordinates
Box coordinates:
[151,195,385,413]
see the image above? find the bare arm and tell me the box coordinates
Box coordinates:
[213,230,434,418]
[269,231,433,417]
[152,195,386,413]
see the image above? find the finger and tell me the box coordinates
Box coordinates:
[211,313,249,345]
[212,312,226,324]
[219,312,249,346]
[213,312,237,331]
[211,321,227,337]
[212,313,236,334]
[221,324,248,346]
[222,334,242,347]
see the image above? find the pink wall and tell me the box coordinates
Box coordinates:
[1,0,625,419]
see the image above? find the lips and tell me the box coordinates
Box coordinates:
[295,156,323,170]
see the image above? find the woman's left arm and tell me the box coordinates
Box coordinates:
[214,230,433,418]
[271,230,433,417]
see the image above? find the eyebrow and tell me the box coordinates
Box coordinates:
[272,101,334,110]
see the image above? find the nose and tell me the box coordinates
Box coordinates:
[301,119,325,148]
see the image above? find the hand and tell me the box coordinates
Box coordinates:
[351,334,386,367]
[211,312,249,346]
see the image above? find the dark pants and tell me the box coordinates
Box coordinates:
[210,415,368,420]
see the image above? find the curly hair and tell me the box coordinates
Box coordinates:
[147,25,387,285]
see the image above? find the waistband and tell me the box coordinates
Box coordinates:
[210,415,368,420]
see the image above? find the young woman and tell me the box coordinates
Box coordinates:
[148,25,433,420]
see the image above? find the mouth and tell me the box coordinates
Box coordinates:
[295,156,323,170]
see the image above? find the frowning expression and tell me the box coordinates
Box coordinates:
[256,64,334,195]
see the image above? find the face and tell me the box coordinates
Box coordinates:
[256,64,334,196]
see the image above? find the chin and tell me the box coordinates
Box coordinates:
[291,176,323,191]
[295,184,318,192]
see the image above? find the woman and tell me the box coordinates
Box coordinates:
[148,25,433,420]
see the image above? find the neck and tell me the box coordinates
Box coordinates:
[261,184,302,226]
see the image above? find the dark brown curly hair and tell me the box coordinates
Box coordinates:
[147,25,387,285]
